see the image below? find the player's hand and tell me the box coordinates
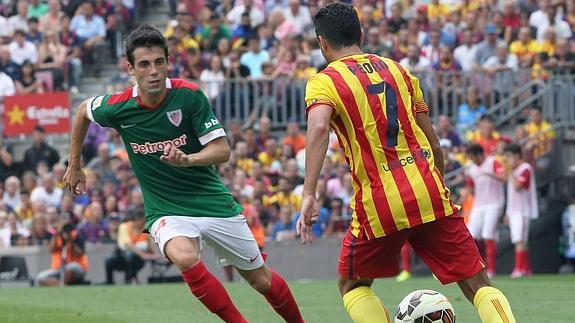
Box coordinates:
[160,144,191,167]
[300,194,319,226]
[296,215,313,245]
[63,166,86,195]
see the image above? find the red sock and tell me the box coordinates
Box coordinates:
[513,250,523,272]
[181,262,247,323]
[263,271,304,323]
[522,251,531,273]
[485,240,496,273]
[400,244,411,272]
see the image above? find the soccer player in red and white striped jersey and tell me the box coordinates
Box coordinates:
[504,143,538,278]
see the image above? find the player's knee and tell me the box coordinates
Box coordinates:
[243,267,272,293]
[459,269,492,301]
[170,252,200,270]
[338,278,373,296]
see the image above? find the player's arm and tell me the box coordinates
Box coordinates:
[302,104,332,198]
[510,168,530,191]
[162,137,231,167]
[416,112,444,176]
[63,101,91,195]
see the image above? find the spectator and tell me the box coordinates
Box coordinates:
[0,71,16,97]
[483,42,519,99]
[225,50,250,78]
[535,3,572,42]
[3,176,21,210]
[36,223,89,286]
[106,54,134,92]
[8,1,30,35]
[40,0,63,32]
[388,3,408,33]
[21,171,37,194]
[541,38,575,75]
[427,0,449,21]
[59,15,82,94]
[240,35,269,78]
[524,106,555,159]
[270,205,296,241]
[105,210,163,284]
[200,55,225,102]
[421,29,442,65]
[28,0,49,18]
[363,26,392,56]
[37,28,67,91]
[31,173,63,208]
[324,197,348,235]
[28,214,53,245]
[467,115,501,155]
[9,29,38,65]
[0,138,14,183]
[453,28,478,71]
[293,54,316,80]
[509,26,540,68]
[15,59,44,94]
[272,49,296,77]
[0,45,21,81]
[474,24,500,67]
[86,143,117,182]
[269,10,297,42]
[282,120,305,154]
[0,211,30,247]
[26,17,43,45]
[440,139,464,190]
[22,126,60,172]
[258,137,281,168]
[284,158,303,189]
[227,0,265,29]
[77,201,109,243]
[232,12,256,46]
[0,11,8,42]
[283,0,312,34]
[70,1,106,77]
[436,115,462,147]
[457,86,487,133]
[400,44,430,73]
[201,13,231,52]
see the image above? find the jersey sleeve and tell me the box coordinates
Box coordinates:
[408,71,429,114]
[305,73,337,115]
[189,89,226,145]
[85,95,115,128]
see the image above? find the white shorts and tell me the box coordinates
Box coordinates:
[150,215,264,271]
[508,213,530,244]
[468,204,503,240]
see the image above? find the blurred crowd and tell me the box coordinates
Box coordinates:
[0,0,139,96]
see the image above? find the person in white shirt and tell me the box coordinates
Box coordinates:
[227,0,265,28]
[30,173,63,209]
[199,55,225,101]
[3,176,21,210]
[283,0,312,34]
[483,42,519,99]
[504,143,538,278]
[454,28,478,71]
[0,212,30,247]
[8,29,38,65]
[0,71,16,97]
[8,0,30,36]
[465,143,506,278]
[399,44,430,73]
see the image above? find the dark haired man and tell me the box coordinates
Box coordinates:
[298,3,516,322]
[64,24,304,323]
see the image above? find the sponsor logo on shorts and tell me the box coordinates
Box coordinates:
[130,134,187,154]
[381,149,431,172]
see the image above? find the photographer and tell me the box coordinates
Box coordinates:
[36,223,89,286]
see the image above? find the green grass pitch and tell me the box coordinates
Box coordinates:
[0,275,572,322]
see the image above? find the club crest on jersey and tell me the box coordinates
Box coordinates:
[167,109,182,127]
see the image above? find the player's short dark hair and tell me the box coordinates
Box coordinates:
[478,115,494,123]
[465,143,484,156]
[313,2,362,49]
[125,24,168,66]
[503,143,522,156]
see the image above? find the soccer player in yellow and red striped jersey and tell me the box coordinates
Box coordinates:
[297,3,516,323]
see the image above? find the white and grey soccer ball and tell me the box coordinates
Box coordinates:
[395,289,455,323]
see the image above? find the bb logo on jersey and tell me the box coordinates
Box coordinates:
[204,118,219,129]
[166,109,182,127]
[130,134,188,154]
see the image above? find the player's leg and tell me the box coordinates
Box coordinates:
[396,243,411,282]
[409,215,516,323]
[151,216,247,323]
[202,214,304,323]
[63,262,85,285]
[36,269,59,286]
[481,205,503,277]
[510,214,531,276]
[337,230,408,323]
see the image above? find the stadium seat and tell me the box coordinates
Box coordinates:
[0,256,30,287]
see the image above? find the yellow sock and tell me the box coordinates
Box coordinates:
[342,286,390,323]
[473,286,517,323]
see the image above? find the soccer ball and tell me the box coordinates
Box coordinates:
[395,289,455,323]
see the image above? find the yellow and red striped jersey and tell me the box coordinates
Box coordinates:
[305,54,458,239]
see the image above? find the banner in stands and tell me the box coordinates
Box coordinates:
[2,92,70,136]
